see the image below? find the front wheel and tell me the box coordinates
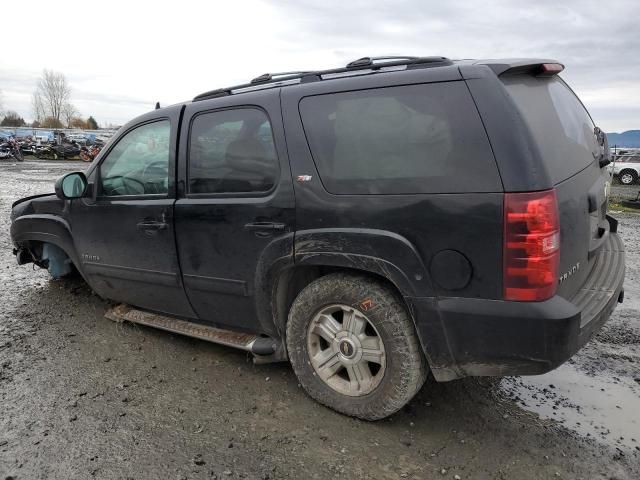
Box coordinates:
[619,170,638,185]
[13,150,24,161]
[286,273,427,420]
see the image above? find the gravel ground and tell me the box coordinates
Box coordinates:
[610,183,640,203]
[0,160,638,479]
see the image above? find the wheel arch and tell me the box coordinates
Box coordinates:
[262,230,435,365]
[255,228,431,335]
[11,214,83,275]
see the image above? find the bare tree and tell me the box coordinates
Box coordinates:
[62,103,77,128]
[32,69,72,123]
[32,93,45,123]
[0,89,4,116]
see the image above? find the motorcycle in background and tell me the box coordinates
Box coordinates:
[79,144,102,162]
[35,144,58,160]
[0,138,24,161]
[35,141,81,160]
[56,142,81,159]
[19,140,37,156]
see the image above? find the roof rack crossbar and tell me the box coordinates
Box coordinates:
[193,56,452,101]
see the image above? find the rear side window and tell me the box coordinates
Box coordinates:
[188,108,278,194]
[501,76,599,183]
[299,82,500,194]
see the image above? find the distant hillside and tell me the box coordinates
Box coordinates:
[607,130,640,148]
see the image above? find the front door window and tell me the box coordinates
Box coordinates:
[99,120,170,196]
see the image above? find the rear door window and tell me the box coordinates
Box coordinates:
[501,76,599,183]
[299,82,500,194]
[188,108,278,194]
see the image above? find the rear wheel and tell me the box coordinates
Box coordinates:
[286,273,427,420]
[619,169,638,185]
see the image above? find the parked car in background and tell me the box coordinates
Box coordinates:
[67,133,88,145]
[608,154,640,184]
[10,56,625,420]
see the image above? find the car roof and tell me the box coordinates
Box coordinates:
[145,56,562,119]
[190,56,561,103]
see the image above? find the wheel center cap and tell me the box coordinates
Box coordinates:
[339,339,356,359]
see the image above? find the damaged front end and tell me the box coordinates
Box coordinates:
[13,243,74,279]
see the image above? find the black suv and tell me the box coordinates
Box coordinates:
[10,56,625,420]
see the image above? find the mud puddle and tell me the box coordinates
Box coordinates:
[501,363,640,451]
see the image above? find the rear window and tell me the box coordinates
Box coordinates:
[502,76,599,183]
[299,82,500,194]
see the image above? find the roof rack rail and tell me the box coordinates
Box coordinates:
[346,56,420,68]
[193,88,231,101]
[193,56,451,101]
[251,71,313,84]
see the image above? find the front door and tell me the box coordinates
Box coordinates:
[175,91,295,334]
[72,107,194,318]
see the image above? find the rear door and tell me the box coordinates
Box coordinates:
[501,75,610,299]
[175,90,295,334]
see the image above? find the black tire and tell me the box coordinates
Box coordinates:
[14,150,24,161]
[286,273,427,420]
[619,169,638,185]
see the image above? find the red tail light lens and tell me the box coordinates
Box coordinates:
[504,189,560,301]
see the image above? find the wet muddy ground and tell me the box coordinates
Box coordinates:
[1,160,638,479]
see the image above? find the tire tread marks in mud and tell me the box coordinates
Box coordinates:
[286,273,427,420]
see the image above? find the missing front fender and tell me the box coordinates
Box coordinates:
[42,244,73,279]
[15,243,73,278]
[14,245,47,269]
[14,247,33,266]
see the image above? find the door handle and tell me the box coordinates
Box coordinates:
[137,220,168,232]
[244,222,287,232]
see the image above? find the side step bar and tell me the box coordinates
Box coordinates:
[105,304,280,359]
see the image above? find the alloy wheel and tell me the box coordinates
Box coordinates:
[307,304,386,397]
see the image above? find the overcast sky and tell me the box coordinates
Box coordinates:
[1,0,638,131]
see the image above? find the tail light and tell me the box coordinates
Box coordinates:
[537,63,564,76]
[503,189,560,301]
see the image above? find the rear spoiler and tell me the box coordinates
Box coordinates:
[474,59,565,77]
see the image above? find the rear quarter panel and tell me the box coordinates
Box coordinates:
[282,68,505,300]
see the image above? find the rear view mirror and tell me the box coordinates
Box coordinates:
[55,172,88,199]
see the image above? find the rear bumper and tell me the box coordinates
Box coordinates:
[409,230,625,381]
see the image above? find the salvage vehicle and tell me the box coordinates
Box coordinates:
[10,56,625,420]
[35,142,82,160]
